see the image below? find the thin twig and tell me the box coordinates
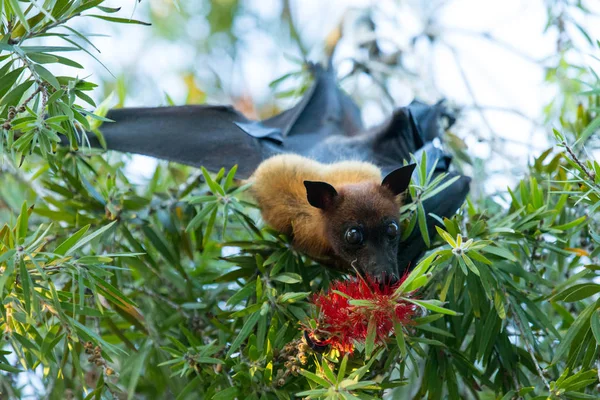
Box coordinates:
[443,42,541,161]
[282,0,308,60]
[443,43,499,139]
[563,141,596,183]
[443,28,546,65]
[2,85,45,130]
[462,104,541,126]
[349,61,396,108]
[14,13,82,44]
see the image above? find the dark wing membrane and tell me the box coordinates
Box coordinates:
[261,63,364,138]
[76,63,363,178]
[88,105,281,179]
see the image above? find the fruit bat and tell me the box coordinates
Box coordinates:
[75,62,470,276]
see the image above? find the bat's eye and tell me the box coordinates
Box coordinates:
[386,221,399,238]
[345,227,363,245]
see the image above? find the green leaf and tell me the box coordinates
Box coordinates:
[19,259,31,315]
[21,46,79,53]
[278,291,309,303]
[227,281,256,307]
[299,369,331,387]
[175,376,201,400]
[54,54,84,69]
[127,344,150,400]
[200,166,225,196]
[294,389,329,397]
[28,53,58,64]
[86,15,151,26]
[418,151,427,184]
[0,250,16,264]
[590,311,600,345]
[65,221,116,256]
[500,391,516,400]
[337,354,349,383]
[560,369,598,391]
[483,245,517,261]
[420,175,461,202]
[494,291,506,319]
[552,283,600,302]
[1,80,34,107]
[402,274,430,292]
[393,320,407,357]
[272,272,302,284]
[224,165,238,191]
[461,254,480,276]
[71,0,103,14]
[553,215,587,231]
[16,201,29,244]
[417,202,430,248]
[0,67,24,99]
[321,357,337,384]
[552,302,595,364]
[0,363,22,373]
[395,251,438,296]
[97,6,122,13]
[75,90,96,107]
[195,357,224,364]
[575,116,600,146]
[435,226,457,247]
[226,311,261,357]
[211,387,239,400]
[8,0,30,32]
[54,225,90,255]
[230,303,262,318]
[365,315,377,358]
[407,299,458,316]
[32,64,60,89]
[186,202,218,232]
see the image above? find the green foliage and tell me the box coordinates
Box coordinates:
[1,1,600,400]
[0,0,149,161]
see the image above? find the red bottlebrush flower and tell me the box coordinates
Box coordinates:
[309,275,417,354]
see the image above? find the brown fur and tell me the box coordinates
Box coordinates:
[245,154,400,263]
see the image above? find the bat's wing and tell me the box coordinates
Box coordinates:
[76,64,362,179]
[83,105,278,178]
[370,101,470,273]
[259,63,363,138]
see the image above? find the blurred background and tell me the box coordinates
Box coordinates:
[35,0,597,194]
[45,0,600,195]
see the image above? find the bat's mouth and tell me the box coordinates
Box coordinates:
[348,259,400,285]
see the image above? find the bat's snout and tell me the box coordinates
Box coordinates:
[363,256,400,283]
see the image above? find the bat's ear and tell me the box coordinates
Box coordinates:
[304,181,338,210]
[382,164,416,196]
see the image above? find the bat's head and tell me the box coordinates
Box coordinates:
[304,164,416,280]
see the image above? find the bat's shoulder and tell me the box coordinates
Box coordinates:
[251,154,322,180]
[325,160,382,185]
[251,154,381,185]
